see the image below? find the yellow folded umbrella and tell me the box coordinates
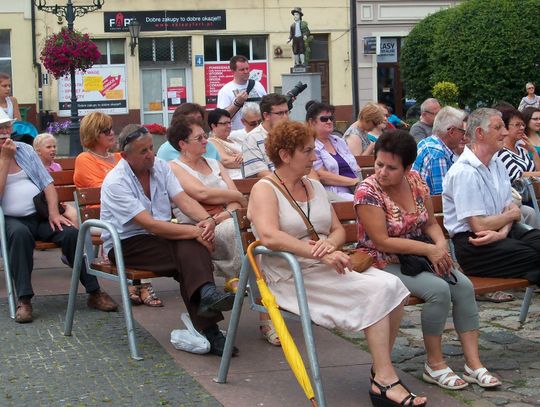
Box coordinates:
[247,241,317,407]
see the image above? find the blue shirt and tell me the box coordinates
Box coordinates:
[412,135,455,195]
[156,141,221,161]
[13,141,52,192]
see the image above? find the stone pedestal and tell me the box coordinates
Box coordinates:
[282,72,322,122]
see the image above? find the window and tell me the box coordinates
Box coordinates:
[0,30,11,76]
[138,37,191,64]
[93,39,125,65]
[204,36,267,62]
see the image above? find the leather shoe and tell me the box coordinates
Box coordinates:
[87,290,118,312]
[15,299,33,323]
[197,289,235,318]
[202,324,239,356]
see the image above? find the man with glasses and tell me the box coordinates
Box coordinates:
[217,55,267,131]
[101,124,237,356]
[0,110,117,323]
[443,108,540,288]
[228,102,262,146]
[410,98,441,143]
[242,94,289,178]
[413,106,468,195]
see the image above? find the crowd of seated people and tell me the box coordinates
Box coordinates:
[9,81,540,406]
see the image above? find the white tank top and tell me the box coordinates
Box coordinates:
[2,170,40,217]
[1,97,14,119]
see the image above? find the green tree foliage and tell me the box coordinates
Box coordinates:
[432,81,459,107]
[400,0,540,108]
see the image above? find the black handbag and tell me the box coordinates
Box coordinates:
[33,190,65,220]
[396,235,457,285]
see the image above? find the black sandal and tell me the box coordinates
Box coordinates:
[369,376,426,407]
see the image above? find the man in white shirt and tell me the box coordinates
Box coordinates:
[228,102,262,146]
[242,94,289,178]
[443,108,540,286]
[101,125,237,356]
[217,55,266,131]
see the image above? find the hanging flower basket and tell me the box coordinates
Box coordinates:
[40,27,101,79]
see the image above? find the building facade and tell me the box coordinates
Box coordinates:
[1,1,353,131]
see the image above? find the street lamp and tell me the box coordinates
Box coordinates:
[128,20,141,56]
[34,0,105,155]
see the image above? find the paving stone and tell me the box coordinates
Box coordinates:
[391,346,424,363]
[442,344,464,356]
[529,362,540,370]
[0,295,221,407]
[481,331,521,344]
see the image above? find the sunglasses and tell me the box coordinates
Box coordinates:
[319,115,335,123]
[101,127,113,135]
[120,127,149,151]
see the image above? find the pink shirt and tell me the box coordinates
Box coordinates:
[47,161,62,172]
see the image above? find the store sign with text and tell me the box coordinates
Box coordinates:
[104,10,226,32]
[58,66,128,116]
[204,62,268,109]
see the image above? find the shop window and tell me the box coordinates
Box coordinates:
[93,39,125,65]
[139,37,191,65]
[0,30,11,76]
[204,36,267,61]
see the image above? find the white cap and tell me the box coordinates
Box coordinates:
[0,109,14,125]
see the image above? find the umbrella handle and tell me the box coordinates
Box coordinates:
[246,240,264,280]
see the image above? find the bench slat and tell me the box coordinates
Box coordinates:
[55,157,76,170]
[90,259,161,280]
[51,170,75,186]
[233,178,259,195]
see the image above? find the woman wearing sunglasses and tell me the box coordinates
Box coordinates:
[75,113,163,308]
[307,101,361,201]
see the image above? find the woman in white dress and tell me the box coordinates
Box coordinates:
[248,121,426,407]
[207,108,243,179]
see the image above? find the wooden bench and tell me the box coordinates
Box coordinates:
[55,156,76,170]
[355,155,375,179]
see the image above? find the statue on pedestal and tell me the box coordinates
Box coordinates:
[287,7,312,67]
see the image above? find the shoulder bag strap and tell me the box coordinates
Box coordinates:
[263,176,319,241]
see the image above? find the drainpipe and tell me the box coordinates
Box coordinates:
[350,0,359,120]
[31,0,44,116]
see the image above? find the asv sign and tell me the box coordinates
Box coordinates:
[377,38,398,63]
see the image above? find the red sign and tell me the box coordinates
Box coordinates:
[100,75,122,96]
[167,86,187,111]
[204,61,268,109]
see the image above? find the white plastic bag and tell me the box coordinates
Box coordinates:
[170,313,210,354]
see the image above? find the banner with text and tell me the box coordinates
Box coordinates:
[58,66,128,116]
[104,10,226,32]
[204,62,268,109]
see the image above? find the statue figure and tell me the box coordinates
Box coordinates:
[287,7,312,66]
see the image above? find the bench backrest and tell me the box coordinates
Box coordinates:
[51,169,74,186]
[355,155,375,179]
[233,178,259,195]
[74,187,101,223]
[55,157,76,170]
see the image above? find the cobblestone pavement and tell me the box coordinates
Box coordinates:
[0,295,221,407]
[341,289,540,407]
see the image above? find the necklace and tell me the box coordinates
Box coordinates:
[88,150,112,159]
[273,170,310,220]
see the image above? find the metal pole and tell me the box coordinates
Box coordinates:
[66,0,82,155]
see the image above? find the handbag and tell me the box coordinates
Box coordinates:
[264,176,373,273]
[396,235,457,285]
[33,190,65,220]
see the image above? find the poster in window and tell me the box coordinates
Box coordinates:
[204,62,268,109]
[58,66,128,116]
[167,86,187,110]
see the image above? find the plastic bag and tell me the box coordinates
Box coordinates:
[170,313,210,354]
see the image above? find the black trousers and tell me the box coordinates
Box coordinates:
[5,213,100,299]
[108,234,222,331]
[452,224,540,285]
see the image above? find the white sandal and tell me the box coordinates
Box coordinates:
[422,363,469,390]
[259,319,281,347]
[463,364,501,388]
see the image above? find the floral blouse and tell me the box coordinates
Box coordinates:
[353,171,430,268]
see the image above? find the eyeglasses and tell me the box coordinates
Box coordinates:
[449,126,466,134]
[101,127,112,135]
[216,121,232,126]
[423,110,436,115]
[509,122,526,128]
[270,110,289,117]
[319,115,335,123]
[120,127,148,151]
[244,119,262,127]
[187,134,206,143]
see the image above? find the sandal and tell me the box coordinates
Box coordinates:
[422,363,468,390]
[140,284,164,307]
[129,286,143,305]
[463,364,501,388]
[476,291,514,303]
[260,319,281,346]
[224,278,240,294]
[370,376,426,407]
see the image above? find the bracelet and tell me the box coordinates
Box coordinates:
[233,99,243,108]
[205,215,217,224]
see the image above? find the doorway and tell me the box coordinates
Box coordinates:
[140,67,192,126]
[308,34,329,103]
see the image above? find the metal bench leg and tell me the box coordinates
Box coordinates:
[519,286,534,323]
[215,257,250,383]
[64,229,86,335]
[290,259,326,407]
[0,209,16,319]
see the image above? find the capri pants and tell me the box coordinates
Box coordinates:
[384,264,479,336]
